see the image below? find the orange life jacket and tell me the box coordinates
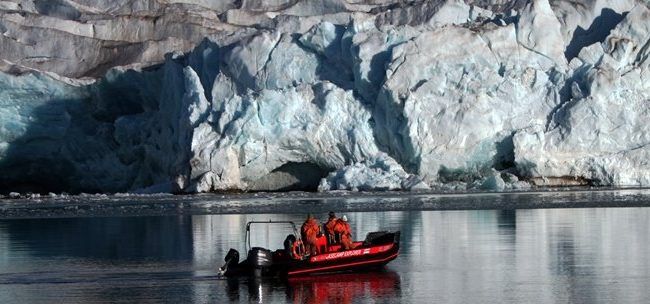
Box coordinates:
[334,219,355,250]
[324,218,338,242]
[333,219,351,236]
[301,218,320,239]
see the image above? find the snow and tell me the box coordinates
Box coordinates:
[1,0,649,193]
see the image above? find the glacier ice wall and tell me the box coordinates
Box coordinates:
[318,153,430,191]
[0,0,649,193]
[515,5,650,186]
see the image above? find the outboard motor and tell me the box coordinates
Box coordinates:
[247,247,273,277]
[219,248,240,275]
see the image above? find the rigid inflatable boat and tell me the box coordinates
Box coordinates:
[219,221,400,277]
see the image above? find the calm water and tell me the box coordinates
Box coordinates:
[0,207,649,303]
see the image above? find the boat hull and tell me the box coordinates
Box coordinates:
[285,241,399,276]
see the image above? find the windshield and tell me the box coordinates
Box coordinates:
[246,221,297,251]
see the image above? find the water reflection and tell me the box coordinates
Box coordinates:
[0,216,194,261]
[285,271,401,304]
[0,208,648,303]
[497,209,516,229]
[221,270,401,304]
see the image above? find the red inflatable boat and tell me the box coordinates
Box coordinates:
[219,221,400,277]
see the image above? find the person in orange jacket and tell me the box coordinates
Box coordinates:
[324,211,338,244]
[301,214,321,255]
[334,215,356,250]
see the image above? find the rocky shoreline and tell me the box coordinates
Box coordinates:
[2,188,650,219]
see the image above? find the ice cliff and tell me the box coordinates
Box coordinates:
[0,0,649,193]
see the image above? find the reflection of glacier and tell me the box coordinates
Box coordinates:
[191,214,247,268]
[0,223,8,267]
[0,217,196,303]
[407,208,650,303]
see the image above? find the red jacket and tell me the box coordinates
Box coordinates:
[334,219,355,249]
[301,218,320,239]
[325,218,337,235]
[333,219,351,237]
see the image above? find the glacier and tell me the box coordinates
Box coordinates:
[0,0,649,193]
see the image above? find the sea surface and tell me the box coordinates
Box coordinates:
[0,192,649,303]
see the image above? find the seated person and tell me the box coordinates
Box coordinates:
[301,214,321,255]
[324,211,338,244]
[333,215,356,250]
